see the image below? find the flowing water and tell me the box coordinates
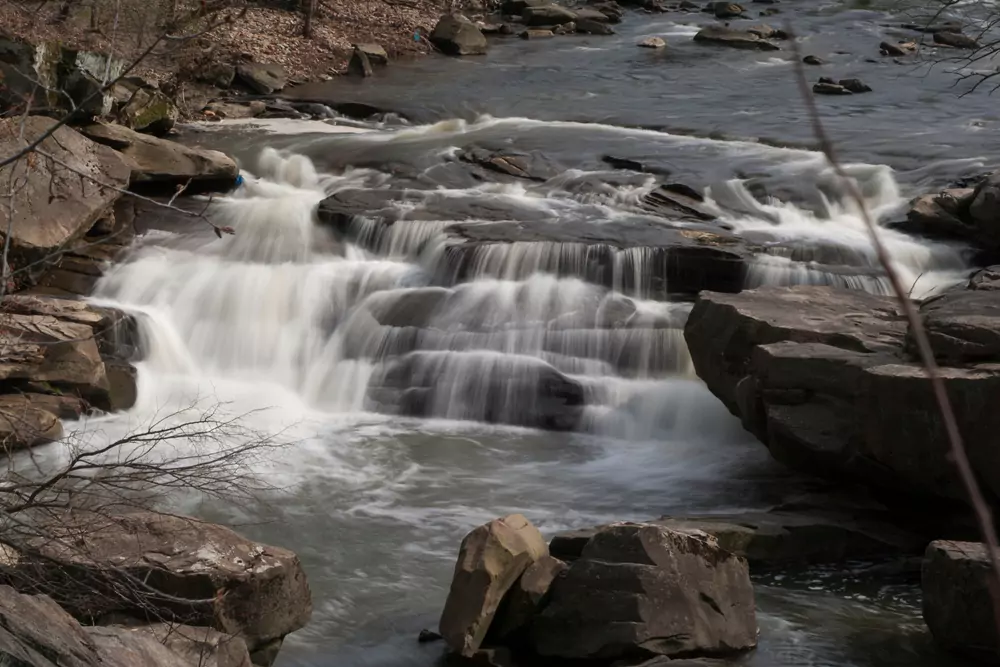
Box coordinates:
[41,0,1000,665]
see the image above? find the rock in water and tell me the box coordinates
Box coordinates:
[522,4,578,25]
[933,31,980,49]
[813,81,852,95]
[923,541,999,662]
[710,2,745,18]
[969,171,1000,248]
[354,42,389,65]
[348,47,374,77]
[235,62,288,94]
[532,523,757,660]
[521,29,555,39]
[576,18,615,34]
[0,117,129,288]
[839,78,872,93]
[880,40,917,56]
[431,14,489,55]
[693,25,780,51]
[491,555,568,639]
[638,36,667,48]
[802,55,824,65]
[11,511,312,661]
[80,122,238,191]
[439,514,548,656]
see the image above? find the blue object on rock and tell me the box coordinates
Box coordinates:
[235,174,244,187]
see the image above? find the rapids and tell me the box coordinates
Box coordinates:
[45,0,1000,664]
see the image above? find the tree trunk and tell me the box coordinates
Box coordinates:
[302,0,317,38]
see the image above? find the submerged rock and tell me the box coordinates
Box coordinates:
[532,522,757,660]
[80,122,238,191]
[922,540,999,663]
[439,514,548,656]
[693,25,780,51]
[431,14,489,55]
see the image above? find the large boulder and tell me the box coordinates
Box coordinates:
[490,555,567,640]
[922,540,999,663]
[683,285,1000,505]
[522,4,578,25]
[235,62,288,94]
[969,172,1000,248]
[431,14,489,56]
[0,117,129,290]
[693,25,780,51]
[899,172,1000,252]
[118,84,179,136]
[90,624,252,667]
[439,514,548,656]
[11,512,312,661]
[532,523,757,660]
[80,122,238,190]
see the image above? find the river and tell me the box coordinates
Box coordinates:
[63,0,1000,665]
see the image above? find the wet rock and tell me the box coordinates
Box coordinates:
[348,47,374,77]
[693,25,780,50]
[458,147,562,181]
[418,629,444,643]
[919,290,1000,364]
[490,555,567,640]
[0,117,129,290]
[839,78,872,93]
[522,4,578,25]
[684,285,1000,504]
[970,171,1000,248]
[195,62,237,88]
[577,17,615,33]
[354,42,389,65]
[502,0,549,13]
[439,514,548,656]
[116,84,178,136]
[432,14,489,55]
[902,188,975,240]
[532,522,757,660]
[638,36,667,48]
[80,122,238,191]
[922,540,998,663]
[235,61,288,94]
[553,22,577,35]
[709,2,745,18]
[12,511,312,661]
[588,0,625,22]
[969,266,1000,291]
[746,23,786,39]
[520,28,554,38]
[813,81,852,95]
[802,54,824,65]
[551,507,925,567]
[880,40,917,56]
[933,31,980,49]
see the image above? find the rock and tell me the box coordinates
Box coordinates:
[490,555,567,639]
[0,585,106,667]
[532,522,757,660]
[638,36,667,48]
[521,29,556,39]
[502,0,549,13]
[348,47,374,78]
[902,19,964,34]
[195,62,237,88]
[552,22,576,34]
[418,629,444,643]
[80,122,238,191]
[969,266,1000,291]
[880,40,917,56]
[458,147,562,181]
[118,86,179,136]
[431,14,489,55]
[903,188,975,240]
[922,541,998,663]
[642,183,715,220]
[802,54,824,65]
[550,507,924,567]
[96,623,252,667]
[919,290,1000,363]
[813,81,852,95]
[354,42,389,65]
[439,514,548,656]
[839,78,872,93]
[969,171,1000,249]
[576,18,615,34]
[204,101,266,119]
[0,395,63,451]
[709,2,745,18]
[693,25,780,51]
[933,31,980,49]
[12,512,312,659]
[573,6,613,22]
[683,285,1000,504]
[235,62,288,94]
[0,117,129,291]
[522,4,578,25]
[588,0,625,22]
[746,23,785,39]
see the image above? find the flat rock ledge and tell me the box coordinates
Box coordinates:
[683,280,1000,506]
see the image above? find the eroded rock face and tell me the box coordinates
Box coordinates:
[11,512,312,661]
[532,522,757,660]
[93,624,253,667]
[0,117,130,290]
[431,14,489,56]
[439,514,548,656]
[80,122,238,190]
[922,540,999,663]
